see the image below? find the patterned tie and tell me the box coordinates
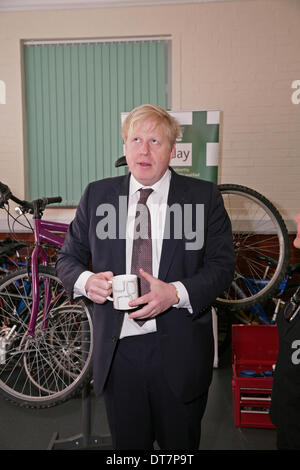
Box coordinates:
[131,188,153,325]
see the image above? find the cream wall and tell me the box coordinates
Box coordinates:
[0,0,299,231]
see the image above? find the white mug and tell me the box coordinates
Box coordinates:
[107,274,139,310]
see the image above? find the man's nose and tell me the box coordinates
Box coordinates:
[140,141,149,155]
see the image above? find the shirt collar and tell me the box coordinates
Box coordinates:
[129,168,171,197]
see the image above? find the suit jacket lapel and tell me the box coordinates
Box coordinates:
[158,169,188,280]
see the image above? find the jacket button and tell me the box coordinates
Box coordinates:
[112,336,117,342]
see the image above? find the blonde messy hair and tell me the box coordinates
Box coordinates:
[122,104,182,148]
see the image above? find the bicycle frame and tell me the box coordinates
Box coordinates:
[234,275,290,324]
[28,218,68,337]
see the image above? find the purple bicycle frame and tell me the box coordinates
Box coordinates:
[27,218,68,337]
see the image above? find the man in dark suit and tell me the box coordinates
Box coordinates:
[56,104,235,450]
[270,214,300,450]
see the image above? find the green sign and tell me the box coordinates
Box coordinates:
[169,110,220,184]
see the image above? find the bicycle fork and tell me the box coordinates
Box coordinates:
[27,244,50,337]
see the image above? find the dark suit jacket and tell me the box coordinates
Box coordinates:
[270,306,300,441]
[56,168,235,403]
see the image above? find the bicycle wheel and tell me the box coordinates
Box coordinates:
[0,266,93,408]
[216,184,290,309]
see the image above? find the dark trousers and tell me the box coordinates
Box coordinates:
[103,332,208,450]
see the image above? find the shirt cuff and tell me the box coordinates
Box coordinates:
[171,281,193,313]
[73,270,94,298]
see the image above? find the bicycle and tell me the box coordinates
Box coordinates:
[0,182,93,408]
[215,257,300,357]
[215,184,290,310]
[232,259,300,325]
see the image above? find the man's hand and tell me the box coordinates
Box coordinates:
[85,271,114,304]
[128,269,178,320]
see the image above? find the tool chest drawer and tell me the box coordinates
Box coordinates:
[232,325,278,428]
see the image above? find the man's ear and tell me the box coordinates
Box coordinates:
[169,143,176,161]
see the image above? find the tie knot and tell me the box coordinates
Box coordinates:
[139,188,153,204]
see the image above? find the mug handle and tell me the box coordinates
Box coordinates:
[106,280,113,301]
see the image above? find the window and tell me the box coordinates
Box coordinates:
[24,39,170,205]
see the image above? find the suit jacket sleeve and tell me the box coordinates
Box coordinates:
[181,183,235,316]
[56,184,92,299]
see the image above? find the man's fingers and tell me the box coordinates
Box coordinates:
[85,271,114,303]
[101,271,114,279]
[128,303,153,319]
[128,294,160,319]
[93,271,114,284]
[86,272,114,290]
[128,293,150,308]
[139,269,154,282]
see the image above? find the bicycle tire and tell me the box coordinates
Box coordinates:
[0,266,93,408]
[216,184,290,309]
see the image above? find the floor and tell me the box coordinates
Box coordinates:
[0,348,277,452]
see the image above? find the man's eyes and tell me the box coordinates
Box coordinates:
[132,137,159,144]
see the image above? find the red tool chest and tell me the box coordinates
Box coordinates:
[232,325,279,428]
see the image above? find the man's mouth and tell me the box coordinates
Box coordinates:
[138,162,152,167]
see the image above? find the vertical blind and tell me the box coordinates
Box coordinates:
[24,40,167,206]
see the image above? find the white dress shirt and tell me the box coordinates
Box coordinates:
[74,169,192,338]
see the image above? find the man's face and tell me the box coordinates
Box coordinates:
[124,120,175,186]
